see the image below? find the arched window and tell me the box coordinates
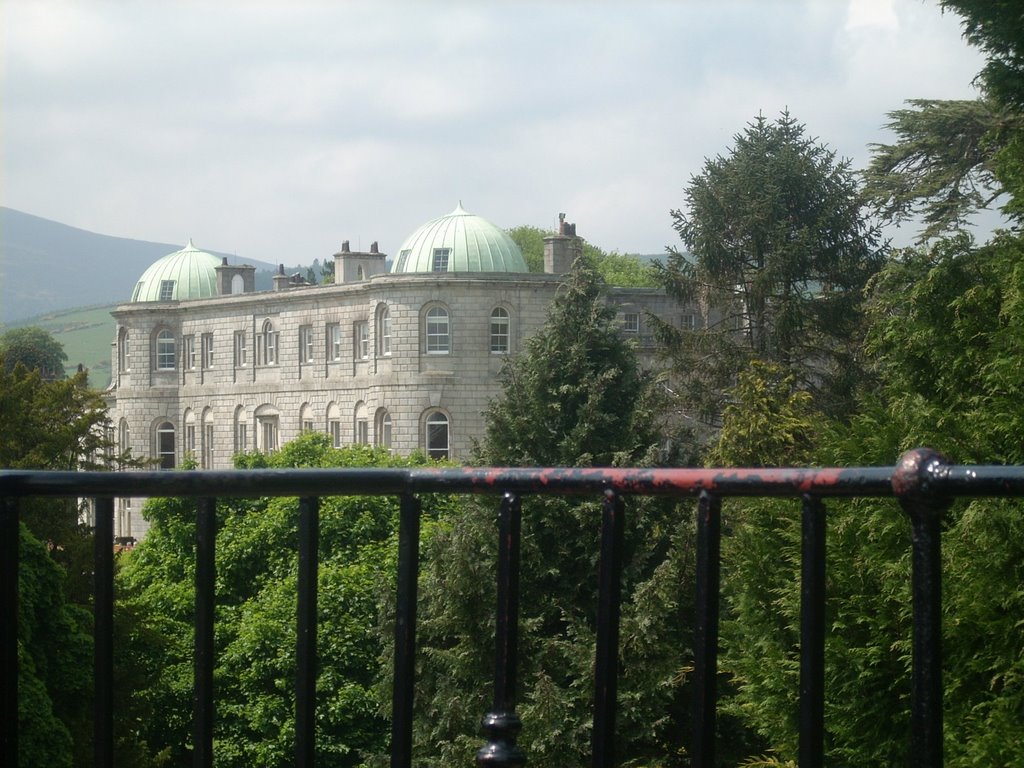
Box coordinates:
[231,274,245,294]
[258,320,278,365]
[118,327,131,372]
[300,403,314,433]
[156,422,176,469]
[377,305,391,357]
[425,306,450,354]
[255,404,280,453]
[357,265,366,281]
[354,401,369,445]
[233,405,248,454]
[490,307,510,354]
[375,409,392,450]
[201,409,214,469]
[183,409,197,458]
[327,402,342,448]
[119,418,131,457]
[424,411,449,460]
[156,329,176,370]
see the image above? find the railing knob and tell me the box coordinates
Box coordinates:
[476,710,525,767]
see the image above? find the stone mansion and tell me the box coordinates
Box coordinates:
[106,204,698,539]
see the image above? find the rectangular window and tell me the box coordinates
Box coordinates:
[426,308,450,354]
[259,417,279,453]
[432,248,450,272]
[355,418,368,445]
[202,423,213,468]
[681,313,696,330]
[623,313,640,333]
[185,424,196,455]
[329,420,342,448]
[159,280,176,300]
[235,331,248,367]
[184,335,196,369]
[299,325,314,364]
[302,419,314,433]
[355,322,369,360]
[490,309,510,354]
[236,422,248,453]
[201,333,214,369]
[380,311,391,356]
[327,323,343,361]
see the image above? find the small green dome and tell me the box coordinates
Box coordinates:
[391,203,527,274]
[130,240,222,302]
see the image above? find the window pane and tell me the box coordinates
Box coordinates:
[426,308,449,353]
[426,413,449,459]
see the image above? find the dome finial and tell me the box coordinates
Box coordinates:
[187,238,195,249]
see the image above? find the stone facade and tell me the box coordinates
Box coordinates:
[105,214,700,541]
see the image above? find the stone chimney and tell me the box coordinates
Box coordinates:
[543,212,582,274]
[273,263,290,292]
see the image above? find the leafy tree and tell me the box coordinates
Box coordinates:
[479,255,660,466]
[862,98,1016,242]
[507,225,547,273]
[117,434,458,767]
[719,233,1024,765]
[655,111,884,425]
[412,257,716,767]
[1,326,67,378]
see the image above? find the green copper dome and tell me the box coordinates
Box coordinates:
[130,240,222,302]
[391,203,527,274]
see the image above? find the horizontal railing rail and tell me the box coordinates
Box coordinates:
[3,448,1024,767]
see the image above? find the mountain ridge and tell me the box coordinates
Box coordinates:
[0,207,280,323]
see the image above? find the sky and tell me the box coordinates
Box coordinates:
[1,0,989,265]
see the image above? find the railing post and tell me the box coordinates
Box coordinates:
[477,493,525,767]
[800,496,826,768]
[691,491,721,768]
[296,496,320,768]
[2,497,18,768]
[94,497,114,768]
[194,498,216,768]
[592,489,625,768]
[391,493,421,768]
[893,449,952,768]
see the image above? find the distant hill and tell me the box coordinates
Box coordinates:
[0,207,281,323]
[5,304,120,388]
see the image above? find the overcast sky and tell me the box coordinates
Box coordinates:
[2,0,988,264]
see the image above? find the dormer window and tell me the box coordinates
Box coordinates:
[395,250,411,272]
[159,280,176,300]
[432,248,450,273]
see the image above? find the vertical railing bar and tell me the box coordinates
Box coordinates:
[391,492,421,768]
[691,491,721,768]
[193,498,216,768]
[894,449,952,768]
[296,496,320,768]
[94,497,114,768]
[592,489,625,768]
[799,495,826,768]
[477,492,525,767]
[2,496,19,768]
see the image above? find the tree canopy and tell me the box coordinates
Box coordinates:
[656,110,884,424]
[1,326,68,379]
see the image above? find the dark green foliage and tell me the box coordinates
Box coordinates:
[719,232,1024,765]
[656,111,884,424]
[413,256,709,767]
[862,98,1013,242]
[0,326,67,378]
[117,434,457,767]
[480,255,661,467]
[16,523,92,768]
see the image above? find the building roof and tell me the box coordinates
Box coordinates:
[130,240,222,302]
[391,203,527,274]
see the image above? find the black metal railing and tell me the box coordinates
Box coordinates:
[3,448,1024,768]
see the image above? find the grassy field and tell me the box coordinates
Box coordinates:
[2,304,117,388]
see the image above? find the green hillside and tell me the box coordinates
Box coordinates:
[2,305,117,388]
